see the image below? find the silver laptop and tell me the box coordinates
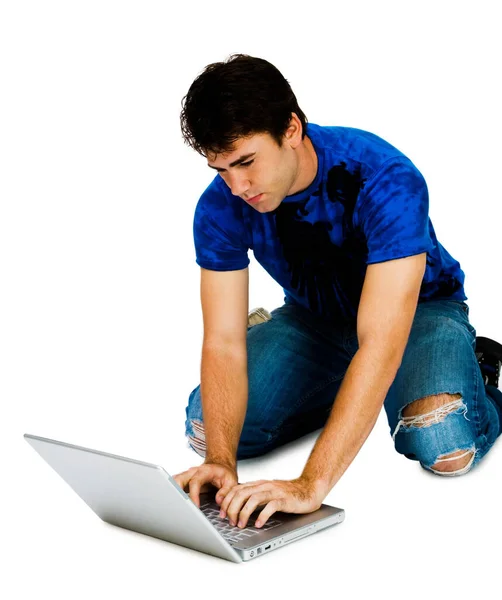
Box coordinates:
[24,433,345,563]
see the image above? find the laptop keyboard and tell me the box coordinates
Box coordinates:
[200,501,282,543]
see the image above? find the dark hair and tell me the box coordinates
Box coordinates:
[179,53,308,158]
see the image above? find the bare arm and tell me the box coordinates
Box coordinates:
[217,253,427,528]
[301,253,427,494]
[173,267,249,505]
[200,344,248,468]
[200,266,249,467]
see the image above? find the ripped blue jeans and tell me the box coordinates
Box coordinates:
[185,299,502,476]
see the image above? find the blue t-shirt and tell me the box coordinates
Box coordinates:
[193,122,466,322]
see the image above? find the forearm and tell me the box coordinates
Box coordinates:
[200,343,248,469]
[301,343,400,495]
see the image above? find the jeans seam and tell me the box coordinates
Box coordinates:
[469,336,482,436]
[458,308,481,435]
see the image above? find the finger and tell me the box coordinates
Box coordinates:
[220,482,269,518]
[226,486,258,526]
[237,491,271,528]
[214,472,237,505]
[174,467,197,478]
[172,468,195,492]
[221,479,271,511]
[188,477,203,508]
[255,500,281,528]
[215,483,234,506]
[219,484,241,518]
[216,471,239,502]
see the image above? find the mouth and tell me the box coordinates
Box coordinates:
[247,193,263,204]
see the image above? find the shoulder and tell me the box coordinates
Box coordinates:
[194,175,244,222]
[195,175,231,213]
[309,122,413,177]
[193,176,249,245]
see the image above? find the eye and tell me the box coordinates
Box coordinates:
[216,159,254,174]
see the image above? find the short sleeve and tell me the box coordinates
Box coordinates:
[357,157,435,264]
[193,191,250,271]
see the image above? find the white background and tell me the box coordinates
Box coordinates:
[1,1,500,598]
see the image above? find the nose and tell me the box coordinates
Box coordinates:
[228,173,251,198]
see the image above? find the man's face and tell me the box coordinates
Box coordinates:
[206,131,298,213]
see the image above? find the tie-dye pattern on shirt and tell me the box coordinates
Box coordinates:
[193,123,466,322]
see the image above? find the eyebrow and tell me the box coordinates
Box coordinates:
[207,152,256,171]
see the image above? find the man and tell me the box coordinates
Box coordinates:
[174,53,502,532]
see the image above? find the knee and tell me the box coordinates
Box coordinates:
[185,417,273,461]
[428,447,476,475]
[395,392,477,476]
[186,418,207,458]
[185,385,276,460]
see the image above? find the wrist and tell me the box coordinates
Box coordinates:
[204,454,237,471]
[298,472,332,501]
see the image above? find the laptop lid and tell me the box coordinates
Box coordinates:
[24,433,242,563]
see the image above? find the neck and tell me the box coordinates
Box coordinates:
[289,135,318,195]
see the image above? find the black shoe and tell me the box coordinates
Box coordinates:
[475,336,502,388]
